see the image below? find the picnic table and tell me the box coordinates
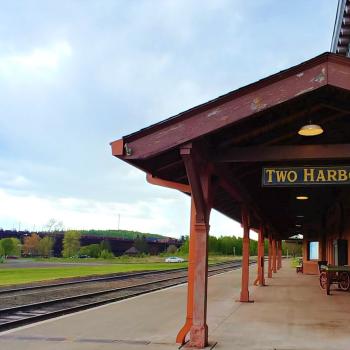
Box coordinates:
[319,265,350,295]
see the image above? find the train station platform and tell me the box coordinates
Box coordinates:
[1,261,350,349]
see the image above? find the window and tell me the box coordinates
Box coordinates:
[308,241,319,260]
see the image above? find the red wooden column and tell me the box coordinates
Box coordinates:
[240,206,253,302]
[254,224,265,286]
[277,240,282,270]
[259,225,266,285]
[272,239,277,273]
[176,198,196,345]
[180,143,212,348]
[268,234,273,278]
[190,221,209,347]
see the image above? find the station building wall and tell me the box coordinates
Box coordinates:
[302,189,350,274]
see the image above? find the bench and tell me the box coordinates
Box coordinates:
[296,258,303,273]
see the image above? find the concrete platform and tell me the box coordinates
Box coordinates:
[1,261,350,349]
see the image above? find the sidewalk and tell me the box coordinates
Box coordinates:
[1,261,350,349]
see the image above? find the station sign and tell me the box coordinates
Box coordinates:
[262,166,350,186]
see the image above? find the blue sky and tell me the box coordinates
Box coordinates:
[0,0,338,237]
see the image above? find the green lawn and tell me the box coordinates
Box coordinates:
[0,263,189,286]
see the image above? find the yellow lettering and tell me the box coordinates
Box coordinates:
[338,169,348,181]
[316,170,326,182]
[287,171,297,182]
[327,170,337,182]
[304,168,315,182]
[276,170,288,182]
[265,169,275,183]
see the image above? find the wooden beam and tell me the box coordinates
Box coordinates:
[216,144,350,163]
[180,144,207,223]
[146,173,190,193]
[218,103,324,150]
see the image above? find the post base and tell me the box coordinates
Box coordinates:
[185,325,208,349]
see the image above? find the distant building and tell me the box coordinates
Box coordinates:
[124,246,140,256]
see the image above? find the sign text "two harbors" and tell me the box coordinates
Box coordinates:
[262,167,350,186]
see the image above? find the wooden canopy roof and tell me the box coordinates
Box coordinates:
[111,52,350,239]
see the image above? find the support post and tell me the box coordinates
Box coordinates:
[176,198,196,345]
[268,234,273,278]
[272,239,277,273]
[189,222,209,348]
[277,240,282,270]
[240,206,253,302]
[259,225,266,285]
[180,143,212,348]
[254,225,265,286]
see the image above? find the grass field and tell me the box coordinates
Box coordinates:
[0,255,241,286]
[0,263,188,286]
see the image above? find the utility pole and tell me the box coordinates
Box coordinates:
[233,246,236,256]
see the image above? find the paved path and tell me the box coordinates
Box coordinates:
[1,261,350,349]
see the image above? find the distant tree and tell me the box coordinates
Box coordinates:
[100,239,111,252]
[62,231,81,257]
[0,243,4,257]
[134,235,149,253]
[23,233,41,256]
[167,244,178,254]
[38,236,54,257]
[0,238,20,256]
[45,218,64,232]
[284,241,302,257]
[249,239,258,256]
[178,236,189,254]
[79,244,101,258]
[10,238,21,256]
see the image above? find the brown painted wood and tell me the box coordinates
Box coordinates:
[180,144,206,223]
[114,57,337,159]
[216,144,350,163]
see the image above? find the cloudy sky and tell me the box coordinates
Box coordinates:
[0,0,337,238]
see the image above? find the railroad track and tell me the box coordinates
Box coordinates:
[0,260,239,296]
[0,260,253,331]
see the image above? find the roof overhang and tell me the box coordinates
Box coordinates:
[112,53,350,161]
[111,53,350,238]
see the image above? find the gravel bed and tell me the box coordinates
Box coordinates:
[0,271,189,309]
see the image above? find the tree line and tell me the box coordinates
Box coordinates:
[178,235,259,255]
[0,231,114,259]
[178,235,298,256]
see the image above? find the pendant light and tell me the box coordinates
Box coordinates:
[298,121,323,136]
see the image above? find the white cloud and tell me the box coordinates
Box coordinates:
[0,170,31,189]
[0,187,254,239]
[0,188,188,235]
[0,41,72,82]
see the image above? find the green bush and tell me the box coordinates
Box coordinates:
[99,250,114,259]
[0,238,21,257]
[79,244,101,258]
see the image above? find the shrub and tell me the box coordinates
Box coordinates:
[99,250,114,259]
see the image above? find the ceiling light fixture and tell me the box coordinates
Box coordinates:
[296,195,309,200]
[298,121,323,136]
